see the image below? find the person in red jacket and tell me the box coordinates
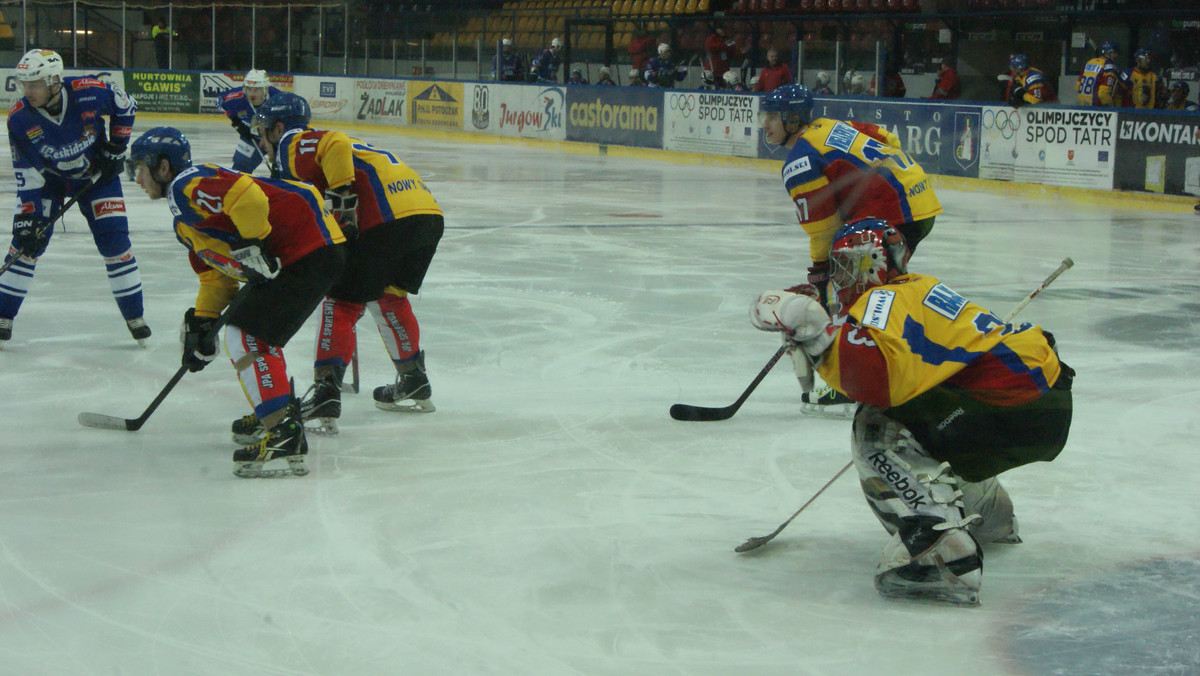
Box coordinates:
[753,48,793,92]
[628,24,655,75]
[930,59,960,99]
[704,25,741,87]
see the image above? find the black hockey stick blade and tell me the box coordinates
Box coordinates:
[670,344,788,422]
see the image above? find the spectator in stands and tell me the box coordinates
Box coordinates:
[595,66,617,87]
[811,71,834,96]
[1006,53,1056,107]
[645,43,687,89]
[753,49,793,93]
[567,68,589,85]
[152,17,173,70]
[723,69,749,92]
[628,23,656,75]
[705,25,741,87]
[1165,81,1199,111]
[930,58,960,99]
[530,37,562,83]
[628,68,647,87]
[492,38,525,82]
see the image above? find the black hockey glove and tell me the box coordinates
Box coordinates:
[325,185,359,238]
[230,238,280,282]
[94,141,127,182]
[12,213,49,258]
[231,116,253,141]
[1007,86,1027,108]
[181,308,220,372]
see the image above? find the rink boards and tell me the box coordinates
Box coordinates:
[2,67,1198,196]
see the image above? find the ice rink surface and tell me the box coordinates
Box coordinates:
[1,116,1198,675]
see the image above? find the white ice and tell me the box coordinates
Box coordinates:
[1,116,1198,675]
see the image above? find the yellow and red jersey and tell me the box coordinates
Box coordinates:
[780,118,942,264]
[275,128,442,233]
[1010,67,1056,105]
[817,273,1062,409]
[167,163,345,316]
[1119,67,1159,108]
[1077,57,1119,106]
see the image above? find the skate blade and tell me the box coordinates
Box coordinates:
[374,398,436,413]
[136,339,148,349]
[231,431,266,445]
[303,418,339,436]
[875,582,980,607]
[799,403,856,420]
[233,456,309,478]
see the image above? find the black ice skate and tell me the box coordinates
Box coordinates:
[231,412,265,444]
[0,317,11,349]
[300,365,344,435]
[800,384,856,419]
[232,407,309,478]
[373,351,435,413]
[126,317,151,348]
[874,519,983,607]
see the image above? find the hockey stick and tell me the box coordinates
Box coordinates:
[734,256,1076,553]
[669,344,788,421]
[0,175,101,277]
[77,283,255,432]
[342,344,360,394]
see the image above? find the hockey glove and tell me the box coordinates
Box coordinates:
[230,239,280,282]
[750,291,837,361]
[325,185,359,238]
[94,141,127,182]
[231,116,253,141]
[12,213,49,258]
[181,308,220,372]
[1008,86,1027,108]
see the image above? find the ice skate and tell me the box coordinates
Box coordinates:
[373,351,435,413]
[300,365,343,435]
[800,384,856,419]
[231,412,265,444]
[0,317,11,349]
[874,521,983,607]
[126,317,151,348]
[232,407,308,478]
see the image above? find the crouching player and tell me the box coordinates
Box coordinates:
[253,92,444,435]
[126,127,345,477]
[751,218,1073,606]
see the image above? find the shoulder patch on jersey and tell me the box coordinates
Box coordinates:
[782,156,813,182]
[824,121,859,153]
[922,283,967,320]
[861,289,895,330]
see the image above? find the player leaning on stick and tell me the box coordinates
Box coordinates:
[759,84,943,418]
[219,69,280,174]
[126,127,346,478]
[253,92,444,434]
[751,218,1074,606]
[2,49,149,349]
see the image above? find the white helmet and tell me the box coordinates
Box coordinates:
[502,38,512,47]
[243,69,270,88]
[629,68,640,78]
[657,42,671,56]
[15,49,64,87]
[723,69,740,85]
[850,73,865,90]
[599,66,611,76]
[749,75,760,87]
[843,69,856,85]
[550,37,563,50]
[816,70,830,85]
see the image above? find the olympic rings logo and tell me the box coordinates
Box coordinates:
[669,93,696,117]
[983,109,1020,140]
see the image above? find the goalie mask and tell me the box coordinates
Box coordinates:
[828,218,908,311]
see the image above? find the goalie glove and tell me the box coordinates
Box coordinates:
[180,308,220,372]
[325,185,359,238]
[750,290,837,361]
[230,238,280,282]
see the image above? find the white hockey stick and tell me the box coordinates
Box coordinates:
[735,257,1075,553]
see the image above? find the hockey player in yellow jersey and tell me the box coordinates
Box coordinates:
[751,218,1073,606]
[253,92,444,436]
[1077,40,1120,106]
[1118,48,1162,109]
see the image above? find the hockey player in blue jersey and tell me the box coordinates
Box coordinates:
[644,43,687,89]
[1,48,149,349]
[528,38,562,83]
[219,69,281,173]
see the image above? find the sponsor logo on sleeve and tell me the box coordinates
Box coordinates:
[782,155,812,182]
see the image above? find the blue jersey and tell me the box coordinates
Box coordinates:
[219,85,282,138]
[530,48,560,82]
[492,52,525,81]
[7,75,136,211]
[644,56,686,88]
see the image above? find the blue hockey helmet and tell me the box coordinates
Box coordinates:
[760,84,814,126]
[1171,80,1189,96]
[1134,47,1151,63]
[1008,53,1029,72]
[1100,40,1118,56]
[127,126,191,180]
[253,91,312,134]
